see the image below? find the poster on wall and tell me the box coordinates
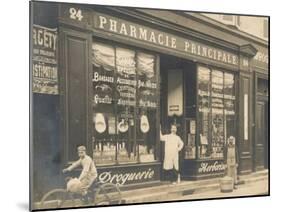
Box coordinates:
[32,24,58,95]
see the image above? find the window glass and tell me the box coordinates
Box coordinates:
[198,66,236,159]
[184,119,196,159]
[198,67,211,158]
[92,42,159,165]
[92,43,116,165]
[224,73,236,143]
[116,48,137,163]
[137,53,158,163]
[257,78,268,96]
[211,70,224,158]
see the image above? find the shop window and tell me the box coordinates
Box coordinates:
[198,66,236,159]
[257,78,268,96]
[198,67,211,158]
[211,70,224,158]
[224,73,236,143]
[137,52,158,162]
[92,43,116,165]
[92,42,158,166]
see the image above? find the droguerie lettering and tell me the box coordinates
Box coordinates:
[98,168,155,185]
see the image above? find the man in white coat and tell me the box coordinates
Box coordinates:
[160,124,184,184]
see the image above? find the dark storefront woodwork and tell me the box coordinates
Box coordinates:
[253,74,269,171]
[252,44,268,171]
[60,28,92,162]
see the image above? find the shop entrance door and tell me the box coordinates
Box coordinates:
[159,54,197,179]
[264,102,269,169]
[255,100,268,169]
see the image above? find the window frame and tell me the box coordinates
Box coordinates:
[91,38,160,166]
[196,65,237,160]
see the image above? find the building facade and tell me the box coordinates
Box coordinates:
[31,2,269,202]
[202,13,268,41]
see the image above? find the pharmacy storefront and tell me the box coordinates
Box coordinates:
[31,2,268,200]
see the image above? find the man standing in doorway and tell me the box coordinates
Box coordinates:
[160,124,184,184]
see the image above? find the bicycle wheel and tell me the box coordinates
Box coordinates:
[93,183,122,206]
[40,189,75,209]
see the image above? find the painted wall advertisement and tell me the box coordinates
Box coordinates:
[32,24,58,95]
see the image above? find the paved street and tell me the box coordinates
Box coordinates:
[172,178,268,201]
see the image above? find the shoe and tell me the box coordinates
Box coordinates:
[81,196,90,205]
[177,175,181,184]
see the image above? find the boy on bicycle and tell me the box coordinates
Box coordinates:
[63,146,98,199]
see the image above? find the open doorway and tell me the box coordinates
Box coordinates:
[159,54,197,179]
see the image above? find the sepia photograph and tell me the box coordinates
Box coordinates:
[30,0,269,211]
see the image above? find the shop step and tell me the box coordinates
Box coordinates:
[122,170,268,203]
[121,178,220,198]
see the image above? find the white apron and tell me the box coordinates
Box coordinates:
[161,134,184,170]
[227,146,238,184]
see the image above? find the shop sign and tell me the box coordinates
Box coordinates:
[254,51,268,65]
[97,165,159,186]
[94,13,239,67]
[198,160,226,173]
[252,47,268,71]
[32,25,58,94]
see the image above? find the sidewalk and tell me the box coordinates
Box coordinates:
[171,177,268,201]
[34,170,268,209]
[122,169,269,203]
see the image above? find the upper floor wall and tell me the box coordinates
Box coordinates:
[201,13,268,41]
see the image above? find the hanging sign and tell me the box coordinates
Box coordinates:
[32,24,58,95]
[167,69,183,116]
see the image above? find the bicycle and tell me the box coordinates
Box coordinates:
[40,176,122,209]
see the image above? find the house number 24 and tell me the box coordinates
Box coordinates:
[69,8,83,21]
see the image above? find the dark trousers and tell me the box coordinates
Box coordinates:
[163,169,179,182]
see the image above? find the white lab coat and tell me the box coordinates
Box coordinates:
[160,134,184,170]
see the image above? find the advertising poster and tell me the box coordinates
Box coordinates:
[32,24,58,94]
